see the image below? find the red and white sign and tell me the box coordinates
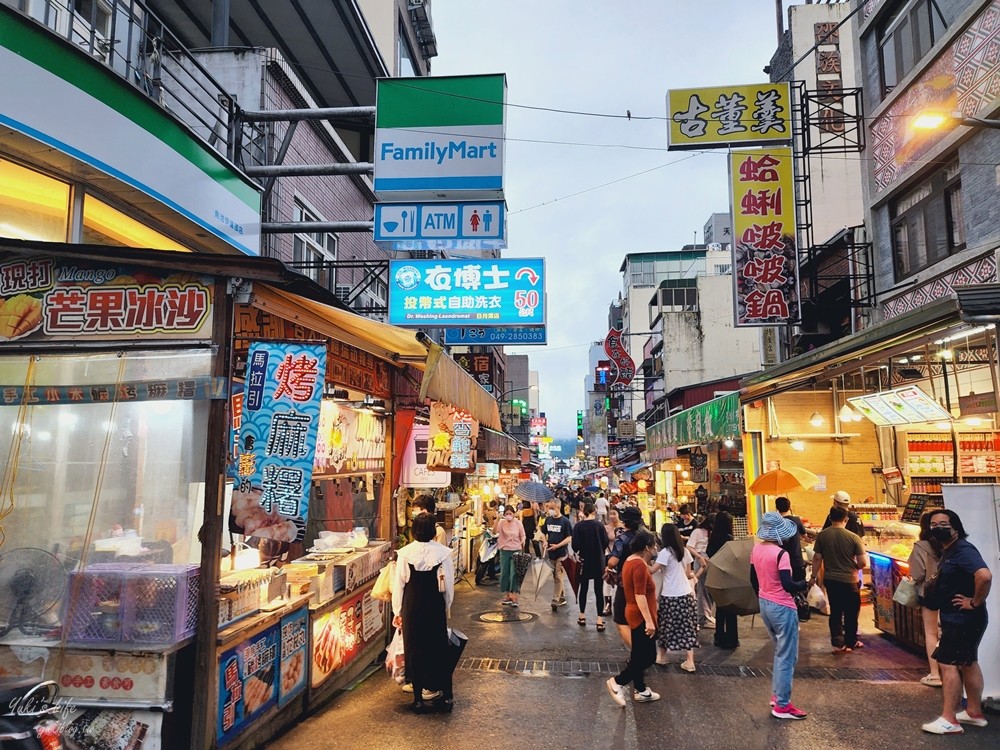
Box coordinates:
[603,328,636,386]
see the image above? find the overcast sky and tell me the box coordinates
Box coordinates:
[432,1,782,438]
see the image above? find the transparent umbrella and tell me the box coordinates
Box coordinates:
[523,558,554,601]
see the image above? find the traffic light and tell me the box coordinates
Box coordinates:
[577,410,584,443]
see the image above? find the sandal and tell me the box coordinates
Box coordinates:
[832,645,852,654]
[852,640,865,649]
[596,621,606,632]
[920,674,943,687]
[578,616,587,626]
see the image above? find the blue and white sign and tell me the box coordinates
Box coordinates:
[443,326,547,345]
[388,258,544,327]
[374,202,506,251]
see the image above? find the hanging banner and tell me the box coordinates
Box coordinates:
[646,393,741,449]
[231,342,327,542]
[588,391,608,456]
[427,401,480,473]
[730,147,801,327]
[667,82,791,150]
[603,328,636,386]
[314,401,387,475]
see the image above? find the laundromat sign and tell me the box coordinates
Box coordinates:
[0,255,213,342]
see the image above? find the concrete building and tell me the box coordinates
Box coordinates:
[853,0,1000,322]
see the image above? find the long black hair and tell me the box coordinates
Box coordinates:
[659,523,685,561]
[706,511,734,557]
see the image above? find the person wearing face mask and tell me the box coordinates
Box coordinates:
[810,505,867,653]
[908,510,943,688]
[543,500,573,609]
[411,495,447,546]
[495,506,526,607]
[920,509,992,735]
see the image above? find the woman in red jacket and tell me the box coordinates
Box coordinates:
[606,530,660,706]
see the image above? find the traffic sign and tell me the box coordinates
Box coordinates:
[443,326,546,345]
[374,201,506,251]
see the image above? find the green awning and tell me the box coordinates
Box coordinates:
[646,393,740,455]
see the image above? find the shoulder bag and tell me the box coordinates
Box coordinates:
[892,578,919,608]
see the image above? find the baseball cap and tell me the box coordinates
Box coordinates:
[619,506,643,523]
[832,490,851,505]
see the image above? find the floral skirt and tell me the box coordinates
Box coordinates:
[656,593,700,651]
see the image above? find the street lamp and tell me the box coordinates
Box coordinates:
[912,111,1000,131]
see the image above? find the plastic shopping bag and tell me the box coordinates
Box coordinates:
[807,583,827,612]
[385,628,405,684]
[371,560,395,602]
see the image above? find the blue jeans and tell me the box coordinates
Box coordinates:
[499,549,520,594]
[759,599,799,708]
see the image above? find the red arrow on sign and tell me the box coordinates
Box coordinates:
[514,267,539,285]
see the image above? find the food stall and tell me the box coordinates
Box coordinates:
[866,520,924,650]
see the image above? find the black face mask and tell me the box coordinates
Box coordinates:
[929,527,954,544]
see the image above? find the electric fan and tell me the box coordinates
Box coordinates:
[0,548,67,637]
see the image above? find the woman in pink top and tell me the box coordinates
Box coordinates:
[750,512,810,721]
[496,506,526,607]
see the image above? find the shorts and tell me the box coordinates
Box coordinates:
[933,617,988,667]
[612,585,627,626]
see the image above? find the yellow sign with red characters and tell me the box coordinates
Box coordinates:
[667,83,791,150]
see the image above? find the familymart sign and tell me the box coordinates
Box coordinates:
[374,74,506,200]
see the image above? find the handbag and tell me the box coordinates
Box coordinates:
[371,560,395,602]
[793,591,811,622]
[893,578,919,608]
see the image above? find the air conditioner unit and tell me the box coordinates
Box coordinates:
[408,0,425,8]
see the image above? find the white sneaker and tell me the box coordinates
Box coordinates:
[402,683,413,693]
[421,690,442,701]
[605,677,626,708]
[922,717,964,734]
[956,710,988,728]
[633,688,661,703]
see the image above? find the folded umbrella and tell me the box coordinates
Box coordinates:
[748,467,819,496]
[562,557,580,598]
[705,537,760,616]
[524,557,554,600]
[514,481,554,503]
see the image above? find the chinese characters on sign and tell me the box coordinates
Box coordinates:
[278,607,308,708]
[667,83,792,150]
[388,258,545,327]
[0,255,212,342]
[314,401,387,475]
[217,623,280,743]
[427,401,480,474]
[231,342,327,543]
[814,22,846,136]
[603,328,636,387]
[311,587,386,688]
[729,147,800,327]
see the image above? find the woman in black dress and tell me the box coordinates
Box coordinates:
[392,514,455,712]
[707,511,739,649]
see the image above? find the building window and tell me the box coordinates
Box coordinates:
[891,159,964,279]
[291,199,338,292]
[72,0,111,36]
[0,156,70,242]
[877,0,947,97]
[398,18,418,77]
[630,260,654,286]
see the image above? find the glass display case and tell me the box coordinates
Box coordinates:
[872,520,921,562]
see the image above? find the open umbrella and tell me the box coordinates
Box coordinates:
[523,558,554,601]
[583,485,601,493]
[515,481,554,504]
[705,538,759,616]
[748,467,819,496]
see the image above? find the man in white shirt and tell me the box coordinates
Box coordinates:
[594,493,610,524]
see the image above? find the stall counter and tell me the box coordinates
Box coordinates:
[868,521,925,651]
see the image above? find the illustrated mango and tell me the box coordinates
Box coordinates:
[0,294,43,339]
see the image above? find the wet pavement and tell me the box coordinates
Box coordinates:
[266,573,1000,750]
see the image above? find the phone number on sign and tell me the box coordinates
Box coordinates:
[464,328,544,341]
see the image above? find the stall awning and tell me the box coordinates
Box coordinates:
[618,461,651,476]
[646,392,741,454]
[248,285,501,430]
[482,428,524,463]
[740,296,964,401]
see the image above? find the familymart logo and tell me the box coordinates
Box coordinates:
[380,139,499,164]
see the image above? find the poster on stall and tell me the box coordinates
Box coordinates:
[311,587,386,688]
[217,623,280,744]
[278,607,308,707]
[315,400,387,475]
[399,424,451,488]
[60,707,163,749]
[231,342,327,542]
[729,147,801,327]
[427,401,479,473]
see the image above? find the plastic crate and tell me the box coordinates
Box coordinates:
[63,563,199,646]
[124,564,200,644]
[63,564,141,644]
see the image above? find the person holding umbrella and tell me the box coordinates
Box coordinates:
[750,512,811,720]
[707,511,738,649]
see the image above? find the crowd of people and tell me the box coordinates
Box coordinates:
[389,488,992,733]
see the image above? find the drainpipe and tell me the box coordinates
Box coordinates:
[212,0,230,47]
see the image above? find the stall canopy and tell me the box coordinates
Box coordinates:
[248,285,502,431]
[482,428,524,463]
[646,392,741,455]
[618,461,652,476]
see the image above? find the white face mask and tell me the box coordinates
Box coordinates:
[412,509,423,519]
[546,509,556,517]
[504,515,514,522]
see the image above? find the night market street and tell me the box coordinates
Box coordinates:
[265,574,1000,750]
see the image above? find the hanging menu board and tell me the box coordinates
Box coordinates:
[900,493,944,523]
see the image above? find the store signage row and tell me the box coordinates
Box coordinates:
[314,401,387,475]
[374,75,506,200]
[453,351,501,395]
[427,401,480,473]
[0,376,226,405]
[217,605,308,744]
[0,255,213,342]
[388,258,544,327]
[443,325,547,345]
[374,201,506,250]
[603,328,636,386]
[646,392,741,453]
[311,586,385,689]
[475,462,500,479]
[231,342,326,543]
[234,308,391,401]
[848,386,953,426]
[730,147,801,326]
[667,82,791,150]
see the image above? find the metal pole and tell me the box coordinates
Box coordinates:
[261,221,374,233]
[211,0,230,47]
[241,107,376,123]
